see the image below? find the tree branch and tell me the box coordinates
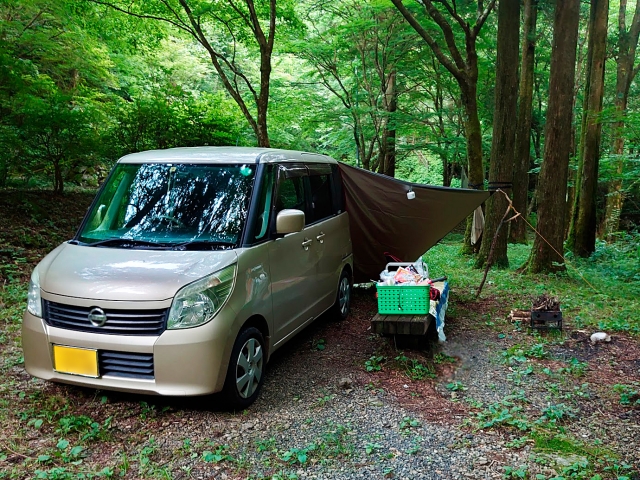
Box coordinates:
[619,0,628,34]
[633,62,640,82]
[267,0,276,50]
[20,10,44,35]
[422,0,468,69]
[88,0,195,35]
[434,0,469,33]
[176,0,259,132]
[472,0,497,38]
[390,0,466,84]
[226,0,255,34]
[629,0,640,49]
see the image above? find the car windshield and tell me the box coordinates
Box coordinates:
[77,163,255,248]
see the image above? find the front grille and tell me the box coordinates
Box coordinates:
[99,350,154,379]
[44,301,168,336]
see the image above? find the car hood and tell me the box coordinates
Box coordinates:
[38,243,238,301]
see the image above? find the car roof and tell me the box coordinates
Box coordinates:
[117,147,337,165]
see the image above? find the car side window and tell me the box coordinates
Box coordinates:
[274,165,308,226]
[308,173,333,223]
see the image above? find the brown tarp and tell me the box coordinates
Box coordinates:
[339,163,490,283]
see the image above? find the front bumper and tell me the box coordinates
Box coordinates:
[22,307,237,396]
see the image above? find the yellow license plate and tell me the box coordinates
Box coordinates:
[53,345,98,377]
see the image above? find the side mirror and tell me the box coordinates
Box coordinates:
[276,209,305,235]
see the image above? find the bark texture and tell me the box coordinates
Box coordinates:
[378,71,398,177]
[528,0,580,273]
[567,0,609,257]
[476,0,520,268]
[509,0,538,244]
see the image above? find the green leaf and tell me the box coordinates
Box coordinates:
[56,439,69,450]
[70,445,84,457]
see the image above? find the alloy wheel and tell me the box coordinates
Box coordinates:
[235,337,263,399]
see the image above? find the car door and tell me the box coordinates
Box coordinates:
[268,164,321,345]
[304,163,343,312]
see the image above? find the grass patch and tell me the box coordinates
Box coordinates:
[424,236,640,334]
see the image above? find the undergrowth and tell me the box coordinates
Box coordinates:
[424,234,640,335]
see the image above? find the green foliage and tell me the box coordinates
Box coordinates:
[556,358,588,377]
[364,442,382,455]
[0,0,243,191]
[502,465,528,479]
[364,355,385,372]
[202,444,234,463]
[471,393,532,432]
[538,403,577,425]
[445,381,467,392]
[612,383,640,406]
[279,444,315,465]
[398,417,421,431]
[423,239,640,336]
[394,354,435,380]
[56,415,111,442]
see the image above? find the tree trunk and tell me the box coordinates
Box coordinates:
[601,0,640,239]
[567,0,608,256]
[380,71,397,177]
[460,82,486,254]
[528,0,580,273]
[476,0,520,268]
[509,0,538,244]
[0,159,7,188]
[53,158,64,194]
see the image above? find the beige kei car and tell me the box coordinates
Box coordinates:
[22,147,353,408]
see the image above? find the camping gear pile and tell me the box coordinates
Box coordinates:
[375,259,449,341]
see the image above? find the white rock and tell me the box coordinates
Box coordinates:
[590,332,611,344]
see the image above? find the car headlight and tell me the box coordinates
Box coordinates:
[167,264,236,329]
[27,269,42,317]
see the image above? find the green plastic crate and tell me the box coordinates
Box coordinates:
[376,284,430,315]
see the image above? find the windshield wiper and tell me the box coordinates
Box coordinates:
[81,238,170,249]
[171,240,236,251]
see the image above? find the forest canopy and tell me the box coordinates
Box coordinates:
[1,0,639,272]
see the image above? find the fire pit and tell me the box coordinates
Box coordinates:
[531,294,562,330]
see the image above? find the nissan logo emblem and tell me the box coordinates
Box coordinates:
[88,307,107,327]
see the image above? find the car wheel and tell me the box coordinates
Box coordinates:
[332,269,352,321]
[222,327,265,409]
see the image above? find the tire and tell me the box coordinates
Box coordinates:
[221,327,266,409]
[332,269,352,321]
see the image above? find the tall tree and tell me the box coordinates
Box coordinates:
[527,0,581,273]
[389,0,496,251]
[475,0,520,268]
[91,0,298,147]
[601,0,640,239]
[567,0,609,256]
[509,0,538,244]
